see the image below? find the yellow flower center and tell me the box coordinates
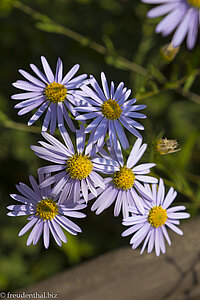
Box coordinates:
[44,82,67,103]
[101,99,122,120]
[187,0,200,8]
[36,198,58,221]
[113,166,135,190]
[66,154,93,180]
[148,206,168,228]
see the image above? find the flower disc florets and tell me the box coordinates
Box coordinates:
[101,99,122,120]
[44,82,67,103]
[66,154,93,180]
[113,166,135,190]
[148,206,168,228]
[187,0,200,8]
[36,198,58,221]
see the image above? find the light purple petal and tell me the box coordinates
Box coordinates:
[61,210,86,218]
[26,219,42,246]
[55,57,63,83]
[161,225,171,246]
[39,171,66,188]
[147,228,155,253]
[167,212,190,219]
[48,221,62,246]
[134,180,152,201]
[17,99,44,116]
[76,125,85,154]
[114,190,123,217]
[81,179,88,203]
[58,179,73,204]
[135,175,158,184]
[114,120,129,149]
[162,188,177,209]
[130,222,150,245]
[10,194,32,205]
[12,92,41,100]
[156,5,187,36]
[120,116,142,139]
[122,223,144,237]
[50,177,68,199]
[43,221,50,249]
[13,80,43,92]
[61,64,80,85]
[89,171,105,189]
[156,178,165,206]
[96,188,118,215]
[147,2,179,18]
[165,221,183,235]
[73,180,80,203]
[133,163,155,173]
[140,229,151,254]
[58,126,75,154]
[56,215,81,233]
[172,7,193,47]
[42,103,53,131]
[28,101,49,126]
[101,72,110,100]
[91,185,113,211]
[113,82,124,100]
[18,217,38,236]
[30,63,48,83]
[130,188,145,213]
[41,131,72,156]
[19,69,46,88]
[16,183,40,201]
[129,144,147,167]
[90,75,107,101]
[41,56,54,83]
[51,219,67,242]
[62,104,76,132]
[155,227,161,256]
[167,205,186,213]
[50,103,57,134]
[187,8,199,49]
[85,116,104,133]
[29,175,40,195]
[33,220,44,245]
[126,138,142,168]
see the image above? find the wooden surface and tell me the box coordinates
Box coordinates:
[23,217,200,300]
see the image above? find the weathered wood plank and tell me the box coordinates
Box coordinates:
[22,217,200,300]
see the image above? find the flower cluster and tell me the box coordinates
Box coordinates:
[8,57,189,255]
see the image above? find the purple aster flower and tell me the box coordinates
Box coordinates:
[12,56,88,134]
[75,73,146,152]
[7,173,86,248]
[122,178,190,256]
[31,125,105,204]
[91,139,158,218]
[142,0,200,49]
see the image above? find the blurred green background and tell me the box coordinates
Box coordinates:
[0,0,200,292]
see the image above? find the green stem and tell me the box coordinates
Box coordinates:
[13,1,200,104]
[0,111,40,133]
[13,1,150,78]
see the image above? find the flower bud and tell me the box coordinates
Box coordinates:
[156,138,181,155]
[160,43,180,62]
